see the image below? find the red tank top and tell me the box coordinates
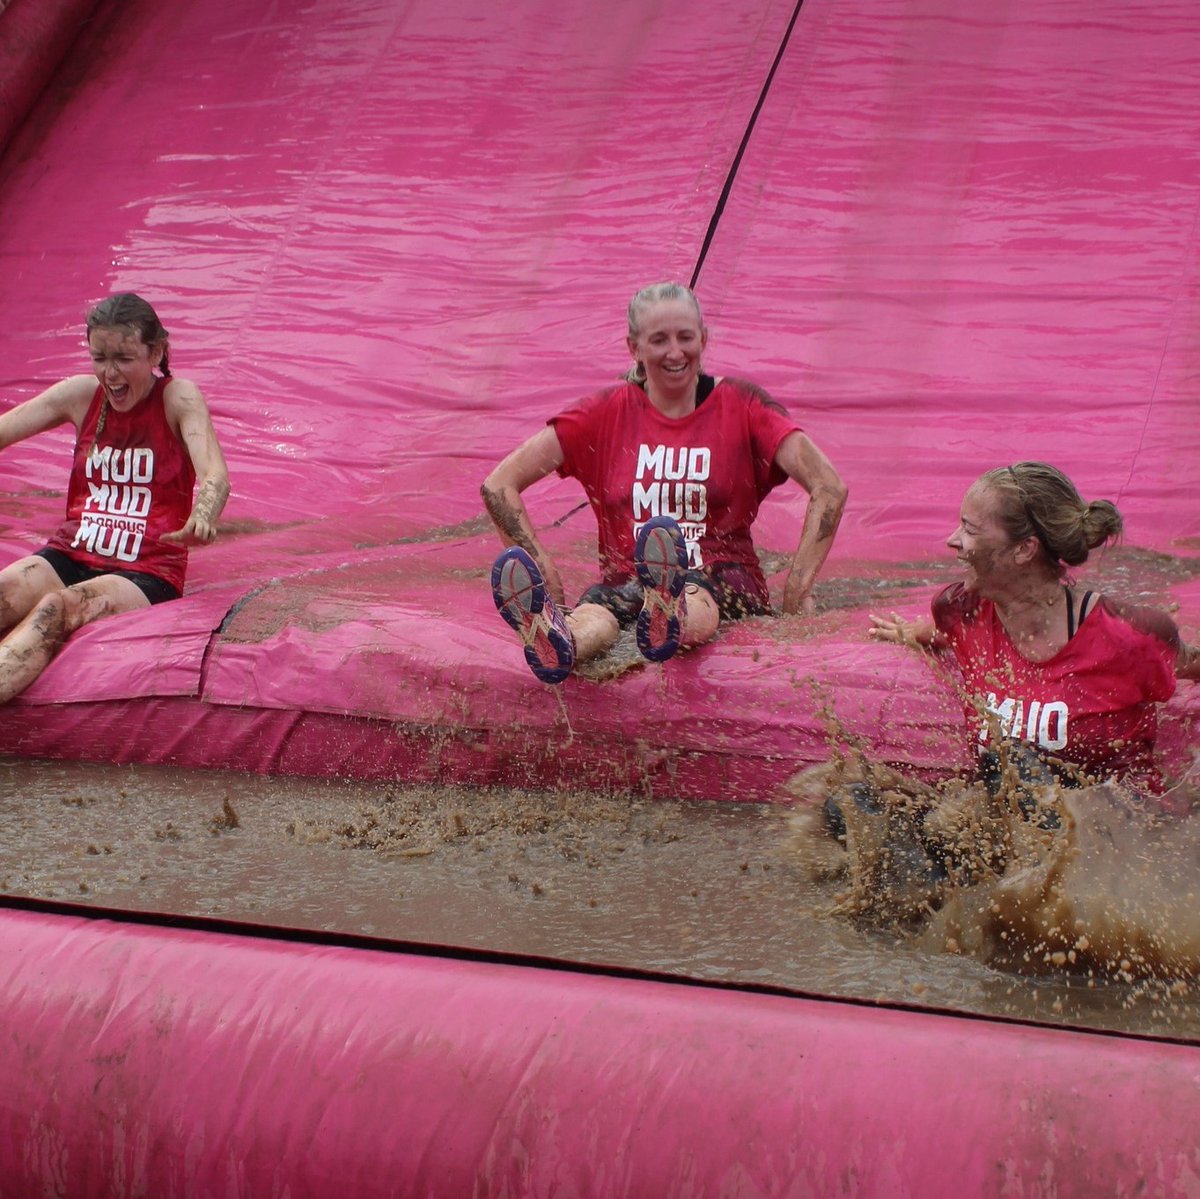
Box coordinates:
[47,379,195,592]
[933,582,1179,791]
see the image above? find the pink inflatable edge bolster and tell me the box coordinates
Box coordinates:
[0,0,102,154]
[1,904,1198,1198]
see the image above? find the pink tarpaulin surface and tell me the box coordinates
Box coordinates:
[4,903,1200,1198]
[4,5,1200,1194]
[0,0,1197,793]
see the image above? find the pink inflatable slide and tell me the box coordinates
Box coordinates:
[2,1,1200,1194]
[1,0,1196,798]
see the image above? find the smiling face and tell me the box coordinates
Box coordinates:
[88,325,163,411]
[627,297,707,406]
[947,483,1020,593]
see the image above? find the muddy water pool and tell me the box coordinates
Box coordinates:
[2,756,1198,1041]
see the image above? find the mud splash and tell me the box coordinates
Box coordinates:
[790,751,1200,987]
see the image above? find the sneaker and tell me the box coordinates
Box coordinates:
[491,547,575,684]
[824,781,882,842]
[634,516,688,662]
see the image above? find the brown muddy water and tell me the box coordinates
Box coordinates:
[2,756,1199,1042]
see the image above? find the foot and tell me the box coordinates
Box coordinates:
[634,516,688,662]
[491,547,575,684]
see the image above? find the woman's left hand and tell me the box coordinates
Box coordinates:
[781,580,816,616]
[161,514,218,546]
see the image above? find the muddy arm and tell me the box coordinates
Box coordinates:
[773,431,848,616]
[480,425,568,606]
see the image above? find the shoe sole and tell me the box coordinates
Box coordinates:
[491,547,574,684]
[635,517,687,662]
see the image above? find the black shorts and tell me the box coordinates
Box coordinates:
[578,562,771,626]
[35,547,181,605]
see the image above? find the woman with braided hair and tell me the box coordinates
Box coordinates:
[0,293,229,704]
[870,462,1200,797]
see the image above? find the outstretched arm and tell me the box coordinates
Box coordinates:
[0,376,94,451]
[161,379,230,545]
[480,425,569,606]
[773,431,848,616]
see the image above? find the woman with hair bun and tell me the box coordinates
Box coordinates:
[870,462,1200,795]
[0,293,229,704]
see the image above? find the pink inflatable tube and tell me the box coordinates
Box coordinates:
[0,0,101,155]
[2,903,1199,1198]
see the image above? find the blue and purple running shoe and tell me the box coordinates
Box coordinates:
[491,546,575,684]
[634,515,689,662]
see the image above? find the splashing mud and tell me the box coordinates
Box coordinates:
[789,750,1200,991]
[6,757,1200,1037]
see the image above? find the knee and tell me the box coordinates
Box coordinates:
[29,588,81,640]
[567,602,620,659]
[569,602,619,636]
[0,585,19,630]
[683,586,721,644]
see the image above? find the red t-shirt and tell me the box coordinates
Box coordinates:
[47,379,196,592]
[933,581,1179,791]
[551,376,800,591]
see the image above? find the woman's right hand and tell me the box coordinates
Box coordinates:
[868,612,936,648]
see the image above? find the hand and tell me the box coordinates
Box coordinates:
[781,573,816,617]
[161,515,218,546]
[868,611,922,647]
[782,591,816,617]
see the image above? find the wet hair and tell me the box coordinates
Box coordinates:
[622,282,704,385]
[86,293,172,378]
[980,461,1123,568]
[85,293,171,454]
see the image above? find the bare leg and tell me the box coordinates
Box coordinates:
[567,589,719,661]
[565,601,619,663]
[0,575,149,704]
[681,585,720,648]
[0,555,65,633]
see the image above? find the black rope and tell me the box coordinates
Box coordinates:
[690,0,808,290]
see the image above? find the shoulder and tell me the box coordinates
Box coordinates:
[553,381,635,423]
[162,376,206,408]
[29,374,98,428]
[162,376,213,424]
[59,374,99,398]
[50,375,100,419]
[718,376,791,417]
[1093,594,1181,652]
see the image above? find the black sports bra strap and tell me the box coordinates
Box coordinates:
[1065,589,1096,640]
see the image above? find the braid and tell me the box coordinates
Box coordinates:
[88,396,110,461]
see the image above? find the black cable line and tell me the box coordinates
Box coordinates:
[4,891,1197,1050]
[690,0,807,291]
